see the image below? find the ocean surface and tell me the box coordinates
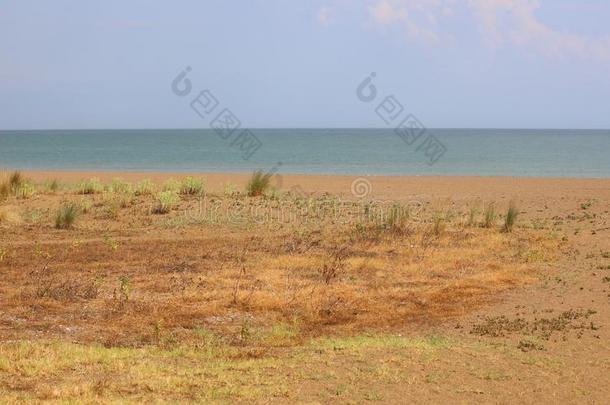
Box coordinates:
[1,129,609,178]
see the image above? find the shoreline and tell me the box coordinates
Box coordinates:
[7,168,610,180]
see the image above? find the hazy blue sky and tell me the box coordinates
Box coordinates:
[1,0,610,129]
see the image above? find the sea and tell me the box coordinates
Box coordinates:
[0,129,609,178]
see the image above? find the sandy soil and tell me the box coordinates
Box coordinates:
[1,171,609,403]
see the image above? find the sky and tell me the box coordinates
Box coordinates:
[1,0,610,129]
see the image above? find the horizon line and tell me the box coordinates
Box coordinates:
[1,127,610,132]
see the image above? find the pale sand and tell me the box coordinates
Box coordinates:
[19,171,610,203]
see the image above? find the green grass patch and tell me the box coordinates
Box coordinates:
[246,170,272,197]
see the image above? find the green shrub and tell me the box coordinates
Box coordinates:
[106,201,120,219]
[47,179,60,192]
[134,179,155,196]
[223,182,239,197]
[503,202,519,232]
[162,179,181,192]
[110,178,132,194]
[180,177,204,196]
[79,199,93,214]
[467,206,478,227]
[385,203,408,231]
[483,203,496,228]
[154,190,179,214]
[118,193,133,208]
[246,170,272,197]
[55,203,80,229]
[15,183,35,199]
[77,178,104,194]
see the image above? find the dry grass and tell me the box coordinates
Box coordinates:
[503,201,519,232]
[0,334,493,402]
[0,176,559,349]
[54,202,80,229]
[0,206,21,224]
[0,170,28,200]
[0,175,569,402]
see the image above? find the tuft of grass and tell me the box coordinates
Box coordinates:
[55,202,80,229]
[1,171,28,200]
[153,190,179,214]
[47,179,61,193]
[385,203,409,233]
[106,200,121,219]
[180,177,204,196]
[79,199,93,214]
[134,179,155,196]
[467,206,478,227]
[77,178,104,195]
[110,178,132,194]
[503,202,519,232]
[9,171,24,191]
[432,213,445,237]
[163,178,181,192]
[223,182,239,197]
[246,170,272,197]
[483,203,496,228]
[15,183,35,199]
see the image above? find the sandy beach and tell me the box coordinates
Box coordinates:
[1,170,609,402]
[22,170,610,200]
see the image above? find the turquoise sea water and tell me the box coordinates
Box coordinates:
[0,129,609,177]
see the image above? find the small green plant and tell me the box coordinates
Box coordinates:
[154,190,179,214]
[105,189,133,212]
[47,179,60,192]
[55,202,80,229]
[483,203,496,228]
[79,199,93,214]
[503,201,519,232]
[246,170,272,197]
[162,178,181,192]
[467,206,478,227]
[15,183,35,199]
[134,179,154,196]
[265,188,284,200]
[223,182,239,197]
[385,203,408,232]
[239,321,251,342]
[103,234,120,251]
[432,214,445,237]
[20,208,44,224]
[77,178,103,194]
[105,200,120,219]
[118,193,134,208]
[180,177,204,196]
[49,179,60,191]
[110,178,132,194]
[117,276,130,302]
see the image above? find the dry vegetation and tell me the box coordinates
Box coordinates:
[0,171,564,402]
